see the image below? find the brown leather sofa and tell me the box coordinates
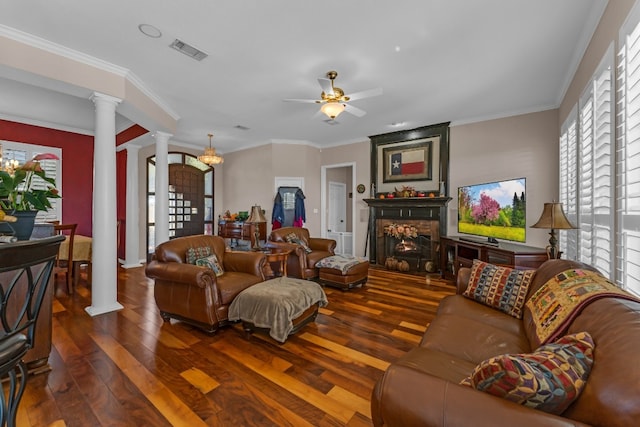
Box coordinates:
[145,235,267,333]
[268,227,336,279]
[371,259,640,427]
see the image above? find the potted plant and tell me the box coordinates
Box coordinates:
[0,153,60,240]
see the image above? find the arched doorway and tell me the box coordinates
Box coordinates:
[146,152,214,260]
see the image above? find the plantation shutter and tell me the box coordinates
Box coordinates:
[577,52,614,278]
[559,111,578,261]
[579,90,595,265]
[617,17,640,296]
[0,142,61,223]
[591,63,614,277]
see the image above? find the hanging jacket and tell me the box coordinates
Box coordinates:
[294,188,306,227]
[272,192,284,230]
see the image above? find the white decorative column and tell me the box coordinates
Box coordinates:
[121,145,142,269]
[154,131,172,246]
[86,92,124,317]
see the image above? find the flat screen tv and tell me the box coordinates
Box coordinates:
[457,177,526,244]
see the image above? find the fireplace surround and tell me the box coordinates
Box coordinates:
[366,123,452,271]
[364,197,451,271]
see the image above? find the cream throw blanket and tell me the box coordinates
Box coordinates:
[229,277,328,342]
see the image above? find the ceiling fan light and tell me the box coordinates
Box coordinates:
[321,102,345,119]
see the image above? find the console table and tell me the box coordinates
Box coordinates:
[218,220,266,248]
[440,236,548,280]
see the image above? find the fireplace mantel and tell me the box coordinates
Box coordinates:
[364,197,451,266]
[363,197,451,209]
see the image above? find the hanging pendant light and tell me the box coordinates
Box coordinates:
[198,133,224,165]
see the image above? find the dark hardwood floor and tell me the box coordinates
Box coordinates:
[18,265,455,426]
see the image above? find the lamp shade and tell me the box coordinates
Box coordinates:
[531,202,576,230]
[247,205,267,223]
[321,102,345,119]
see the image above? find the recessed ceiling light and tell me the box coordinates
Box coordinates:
[138,24,162,38]
[390,121,406,127]
[394,46,401,52]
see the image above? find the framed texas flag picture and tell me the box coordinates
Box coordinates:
[382,141,432,183]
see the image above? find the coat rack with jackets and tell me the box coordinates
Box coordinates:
[272,186,306,229]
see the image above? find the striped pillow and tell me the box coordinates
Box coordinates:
[463,259,534,319]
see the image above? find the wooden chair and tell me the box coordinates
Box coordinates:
[53,223,77,294]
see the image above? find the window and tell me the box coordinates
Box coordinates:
[559,46,614,278]
[559,108,578,261]
[616,9,640,296]
[0,140,62,223]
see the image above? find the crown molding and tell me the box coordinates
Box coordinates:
[0,25,180,122]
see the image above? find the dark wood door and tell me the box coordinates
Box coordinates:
[169,164,205,238]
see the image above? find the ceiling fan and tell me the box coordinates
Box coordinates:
[284,70,382,119]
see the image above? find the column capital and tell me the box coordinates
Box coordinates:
[154,131,173,142]
[90,91,122,106]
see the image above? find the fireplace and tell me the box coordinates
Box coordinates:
[379,219,439,272]
[364,197,451,272]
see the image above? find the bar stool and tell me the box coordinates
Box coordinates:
[0,236,63,426]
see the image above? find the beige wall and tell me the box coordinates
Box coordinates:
[220,142,322,238]
[210,111,561,257]
[449,110,559,248]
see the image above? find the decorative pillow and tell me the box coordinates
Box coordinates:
[461,332,594,415]
[195,254,224,277]
[463,259,534,319]
[185,246,211,264]
[284,232,312,253]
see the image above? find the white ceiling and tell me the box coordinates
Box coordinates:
[0,0,608,153]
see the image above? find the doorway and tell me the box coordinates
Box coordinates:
[321,163,356,256]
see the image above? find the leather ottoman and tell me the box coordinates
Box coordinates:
[316,255,369,290]
[228,277,328,342]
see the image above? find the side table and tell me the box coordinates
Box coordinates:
[256,247,292,278]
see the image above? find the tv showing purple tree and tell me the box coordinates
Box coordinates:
[458,178,526,243]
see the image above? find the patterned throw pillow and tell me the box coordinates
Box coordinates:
[195,254,224,277]
[284,232,312,253]
[185,246,211,264]
[461,332,594,415]
[463,259,535,319]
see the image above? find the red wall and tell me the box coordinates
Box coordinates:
[1,120,148,248]
[0,119,94,236]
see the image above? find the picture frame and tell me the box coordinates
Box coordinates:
[370,122,450,195]
[382,141,432,183]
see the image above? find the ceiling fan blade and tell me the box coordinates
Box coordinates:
[346,87,383,101]
[283,98,321,104]
[318,77,334,96]
[344,103,366,117]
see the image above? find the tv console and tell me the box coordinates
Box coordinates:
[458,236,500,246]
[440,236,548,281]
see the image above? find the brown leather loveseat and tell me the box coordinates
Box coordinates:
[371,259,640,427]
[268,227,336,279]
[145,235,266,333]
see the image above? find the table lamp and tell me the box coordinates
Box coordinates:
[531,202,576,259]
[246,205,267,250]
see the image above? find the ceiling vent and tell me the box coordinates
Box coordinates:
[169,39,208,61]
